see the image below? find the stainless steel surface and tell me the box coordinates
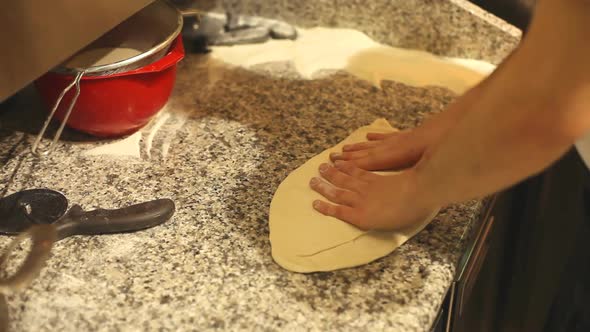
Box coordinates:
[458,215,494,316]
[179,7,205,17]
[55,0,183,76]
[31,71,85,157]
[455,196,496,282]
[446,282,456,332]
[448,196,496,331]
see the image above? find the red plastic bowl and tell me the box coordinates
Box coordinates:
[35,36,185,138]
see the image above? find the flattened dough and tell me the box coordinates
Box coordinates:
[269,119,438,273]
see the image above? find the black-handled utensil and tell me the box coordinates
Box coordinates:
[53,199,175,240]
[0,189,68,233]
[0,189,175,240]
[0,189,175,328]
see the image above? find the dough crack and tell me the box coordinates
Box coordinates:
[296,233,367,257]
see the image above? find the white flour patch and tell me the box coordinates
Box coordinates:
[83,131,142,158]
[211,27,496,93]
[145,111,171,159]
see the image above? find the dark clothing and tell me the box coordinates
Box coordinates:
[495,150,590,332]
[467,1,590,330]
[542,150,590,331]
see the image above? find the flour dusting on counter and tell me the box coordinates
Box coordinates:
[145,111,171,159]
[82,131,142,158]
[82,107,173,159]
[211,27,495,93]
[81,27,495,159]
[1,32,488,331]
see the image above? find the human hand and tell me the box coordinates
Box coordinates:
[329,77,490,171]
[329,129,431,171]
[309,160,438,231]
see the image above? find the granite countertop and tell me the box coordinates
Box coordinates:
[0,1,517,331]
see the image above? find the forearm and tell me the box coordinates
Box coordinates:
[413,0,590,207]
[413,50,516,139]
[414,91,574,207]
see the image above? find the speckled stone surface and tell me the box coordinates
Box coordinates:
[0,52,486,331]
[0,0,519,329]
[194,0,521,64]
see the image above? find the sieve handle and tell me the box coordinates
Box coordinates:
[0,225,56,295]
[31,71,85,157]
